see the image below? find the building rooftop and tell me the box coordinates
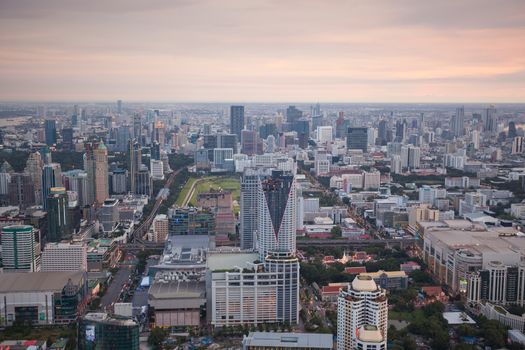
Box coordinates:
[242,332,333,349]
[83,312,137,326]
[361,270,407,278]
[0,271,85,293]
[207,250,260,271]
[351,275,378,292]
[357,325,384,343]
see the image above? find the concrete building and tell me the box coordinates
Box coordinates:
[41,242,87,272]
[423,220,523,294]
[346,127,368,152]
[78,312,139,350]
[150,159,164,180]
[230,105,245,140]
[46,187,70,242]
[0,271,88,326]
[1,225,40,273]
[149,214,169,242]
[337,276,388,350]
[359,270,408,290]
[100,199,119,233]
[242,332,333,350]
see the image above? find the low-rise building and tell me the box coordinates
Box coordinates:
[0,271,88,326]
[242,332,333,350]
[360,270,408,290]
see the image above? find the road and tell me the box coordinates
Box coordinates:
[132,166,187,244]
[100,266,133,308]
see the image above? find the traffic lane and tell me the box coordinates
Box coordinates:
[100,266,133,308]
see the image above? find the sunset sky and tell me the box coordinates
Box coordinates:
[0,0,524,103]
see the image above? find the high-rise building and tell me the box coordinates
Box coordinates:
[100,198,119,232]
[452,106,465,137]
[347,127,368,152]
[8,173,35,209]
[241,130,258,155]
[133,114,142,143]
[286,106,302,124]
[115,126,131,152]
[136,166,152,197]
[62,128,74,150]
[110,169,127,194]
[94,141,109,205]
[230,105,245,140]
[63,169,89,207]
[483,106,497,133]
[41,242,87,272]
[84,141,109,206]
[508,121,518,139]
[128,139,142,194]
[258,171,297,259]
[337,275,388,350]
[42,163,62,210]
[117,99,122,114]
[512,136,524,155]
[46,187,70,242]
[44,119,57,146]
[1,225,40,273]
[401,145,420,169]
[240,168,273,250]
[467,261,525,306]
[395,119,407,143]
[25,151,44,205]
[317,126,333,144]
[258,170,299,324]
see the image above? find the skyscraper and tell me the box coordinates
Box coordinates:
[117,99,122,114]
[94,141,109,205]
[25,151,43,205]
[337,275,388,350]
[394,119,407,143]
[61,128,74,150]
[84,141,109,206]
[512,136,524,155]
[1,225,40,272]
[230,105,245,140]
[240,168,273,250]
[44,119,57,146]
[241,130,258,155]
[347,127,369,152]
[483,105,497,133]
[258,170,300,324]
[42,163,62,210]
[133,114,142,143]
[63,169,89,207]
[47,187,70,242]
[451,106,465,137]
[258,171,297,259]
[8,173,35,209]
[128,139,142,194]
[286,106,302,124]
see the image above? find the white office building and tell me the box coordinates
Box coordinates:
[41,242,87,272]
[150,159,165,180]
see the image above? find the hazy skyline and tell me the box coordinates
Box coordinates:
[1,0,524,103]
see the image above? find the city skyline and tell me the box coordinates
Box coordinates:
[1,0,525,103]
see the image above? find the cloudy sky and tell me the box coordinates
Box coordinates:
[0,0,524,102]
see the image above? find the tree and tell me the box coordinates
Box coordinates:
[148,327,169,350]
[330,225,342,237]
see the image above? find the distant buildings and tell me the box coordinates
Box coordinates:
[44,119,57,146]
[346,127,368,152]
[230,105,245,140]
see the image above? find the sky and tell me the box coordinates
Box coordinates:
[0,0,524,103]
